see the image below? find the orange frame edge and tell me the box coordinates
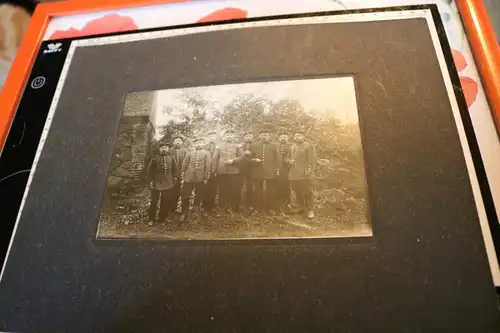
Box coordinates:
[0,0,499,149]
[456,0,500,135]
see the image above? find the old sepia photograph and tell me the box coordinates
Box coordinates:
[97,77,371,240]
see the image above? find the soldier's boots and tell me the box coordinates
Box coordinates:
[195,207,204,221]
[179,213,188,223]
[148,213,156,225]
[179,201,190,222]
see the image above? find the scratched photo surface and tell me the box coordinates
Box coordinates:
[97,76,371,240]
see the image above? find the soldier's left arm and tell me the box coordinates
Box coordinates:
[181,153,190,174]
[232,146,243,165]
[308,143,317,170]
[212,149,220,175]
[275,144,282,171]
[205,151,212,179]
[215,149,221,166]
[181,149,188,163]
[284,145,292,165]
[236,145,244,158]
[171,156,177,178]
[146,158,155,182]
[250,142,257,158]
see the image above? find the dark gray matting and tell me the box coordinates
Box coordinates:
[1,18,499,332]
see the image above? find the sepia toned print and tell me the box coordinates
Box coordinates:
[97,77,371,240]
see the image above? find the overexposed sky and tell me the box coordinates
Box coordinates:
[155,77,359,126]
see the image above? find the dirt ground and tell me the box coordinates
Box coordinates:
[98,189,372,240]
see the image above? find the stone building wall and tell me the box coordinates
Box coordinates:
[107,91,156,193]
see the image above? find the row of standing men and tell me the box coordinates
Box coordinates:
[146,126,317,224]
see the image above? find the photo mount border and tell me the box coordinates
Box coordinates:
[0,4,498,283]
[95,74,374,242]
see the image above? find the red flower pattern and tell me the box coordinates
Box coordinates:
[49,14,138,40]
[49,8,248,40]
[451,49,467,72]
[197,8,248,23]
[451,48,478,107]
[459,76,479,108]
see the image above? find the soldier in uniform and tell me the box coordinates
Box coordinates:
[217,129,243,213]
[239,131,255,211]
[170,136,188,214]
[275,130,292,214]
[203,131,220,214]
[146,143,177,225]
[180,137,211,222]
[251,126,281,215]
[288,131,317,219]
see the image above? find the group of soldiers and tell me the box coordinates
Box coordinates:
[146,126,317,225]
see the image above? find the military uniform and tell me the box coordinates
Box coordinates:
[181,148,211,216]
[217,142,243,211]
[146,154,176,221]
[251,140,281,212]
[170,147,188,213]
[203,142,220,213]
[239,141,254,209]
[276,142,292,211]
[288,141,317,212]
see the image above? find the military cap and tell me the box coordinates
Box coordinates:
[172,135,184,142]
[158,141,171,147]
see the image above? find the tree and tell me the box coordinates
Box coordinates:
[218,93,267,132]
[159,92,212,144]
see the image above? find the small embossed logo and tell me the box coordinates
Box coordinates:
[43,43,62,54]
